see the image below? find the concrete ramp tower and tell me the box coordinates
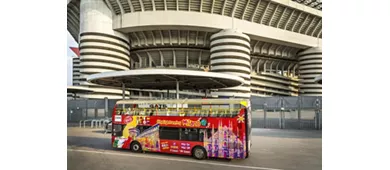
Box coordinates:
[78,0,131,99]
[210,29,251,98]
[298,47,322,96]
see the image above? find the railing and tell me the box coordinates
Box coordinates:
[114,108,243,117]
[78,118,110,128]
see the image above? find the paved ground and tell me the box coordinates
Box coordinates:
[67,128,321,170]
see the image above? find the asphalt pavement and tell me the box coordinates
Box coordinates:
[67,127,321,170]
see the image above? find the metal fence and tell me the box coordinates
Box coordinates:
[67,98,118,122]
[67,96,322,130]
[250,96,322,130]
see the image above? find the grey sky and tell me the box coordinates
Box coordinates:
[67,31,78,85]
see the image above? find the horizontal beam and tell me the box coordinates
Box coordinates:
[115,11,322,48]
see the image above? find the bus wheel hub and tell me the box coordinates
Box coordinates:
[195,149,204,158]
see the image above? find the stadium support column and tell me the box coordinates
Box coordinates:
[122,83,125,109]
[263,103,267,128]
[104,97,108,118]
[297,47,322,96]
[79,0,131,99]
[298,96,302,129]
[122,83,125,100]
[176,81,179,112]
[209,29,251,99]
[176,81,179,99]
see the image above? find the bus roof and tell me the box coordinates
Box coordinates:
[116,98,249,106]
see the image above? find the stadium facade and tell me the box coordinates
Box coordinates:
[67,0,322,99]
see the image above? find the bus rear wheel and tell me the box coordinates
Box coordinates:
[130,141,142,153]
[192,146,206,160]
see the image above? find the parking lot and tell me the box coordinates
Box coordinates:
[67,127,321,170]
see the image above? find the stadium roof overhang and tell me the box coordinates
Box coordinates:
[67,86,94,99]
[67,86,94,94]
[87,69,245,90]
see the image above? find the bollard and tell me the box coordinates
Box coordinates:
[97,119,101,128]
[84,120,91,128]
[99,119,105,128]
[79,120,84,128]
[96,120,100,128]
[99,119,103,128]
[91,119,96,128]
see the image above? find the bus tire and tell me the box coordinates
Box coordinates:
[192,146,206,160]
[130,141,142,153]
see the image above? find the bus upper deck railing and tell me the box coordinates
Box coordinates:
[114,108,243,117]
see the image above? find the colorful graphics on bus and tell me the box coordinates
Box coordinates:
[136,124,160,152]
[203,121,246,159]
[113,111,246,159]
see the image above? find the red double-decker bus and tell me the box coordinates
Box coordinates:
[110,98,252,160]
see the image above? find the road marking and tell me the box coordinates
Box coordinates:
[67,149,283,170]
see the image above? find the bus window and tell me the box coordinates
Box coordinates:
[112,124,124,136]
[159,127,180,140]
[199,129,206,142]
[207,129,215,139]
[116,109,121,115]
[180,128,199,142]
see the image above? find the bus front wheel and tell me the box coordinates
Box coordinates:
[192,146,206,160]
[130,141,142,153]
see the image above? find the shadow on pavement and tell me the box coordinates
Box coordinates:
[67,136,235,163]
[252,128,322,139]
[68,136,112,150]
[91,130,106,134]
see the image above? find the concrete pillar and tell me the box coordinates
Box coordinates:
[104,97,108,117]
[298,96,301,129]
[176,81,180,112]
[209,29,251,99]
[315,98,321,130]
[297,47,322,96]
[186,53,189,68]
[122,83,125,100]
[122,83,125,110]
[280,98,285,129]
[176,81,179,99]
[263,103,267,128]
[79,0,131,99]
[85,98,88,120]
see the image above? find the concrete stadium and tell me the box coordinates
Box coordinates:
[67,0,322,99]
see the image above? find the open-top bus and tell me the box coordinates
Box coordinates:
[110,98,252,160]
